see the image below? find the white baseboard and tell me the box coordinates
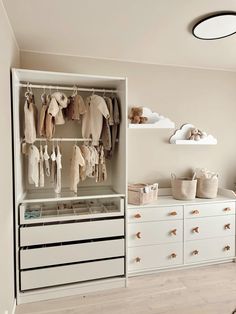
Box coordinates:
[11,299,16,314]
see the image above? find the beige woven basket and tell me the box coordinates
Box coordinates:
[196,176,218,199]
[128,183,158,205]
[171,174,197,200]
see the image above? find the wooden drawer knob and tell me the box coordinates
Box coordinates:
[224,223,231,230]
[135,257,141,263]
[134,213,141,218]
[170,228,177,236]
[192,227,199,233]
[224,207,231,212]
[191,210,199,215]
[170,253,177,259]
[224,245,231,251]
[192,250,199,256]
[136,232,142,239]
[169,211,177,216]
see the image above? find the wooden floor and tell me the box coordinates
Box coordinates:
[16,263,236,314]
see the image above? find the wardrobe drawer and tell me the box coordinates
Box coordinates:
[185,216,235,241]
[128,220,183,247]
[185,202,235,219]
[20,239,124,269]
[185,236,235,264]
[20,219,124,246]
[128,206,183,223]
[128,243,183,272]
[20,258,124,291]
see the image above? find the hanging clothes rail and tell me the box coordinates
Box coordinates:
[17,83,117,93]
[33,138,93,142]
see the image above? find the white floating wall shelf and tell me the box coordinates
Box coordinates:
[128,107,175,129]
[170,123,217,145]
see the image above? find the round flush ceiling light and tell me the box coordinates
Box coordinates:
[192,12,236,40]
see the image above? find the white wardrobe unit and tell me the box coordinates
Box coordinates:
[12,69,127,304]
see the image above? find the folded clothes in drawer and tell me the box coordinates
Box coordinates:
[20,218,124,246]
[19,198,124,224]
[20,258,125,291]
[20,239,125,269]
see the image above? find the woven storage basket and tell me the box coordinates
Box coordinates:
[128,183,158,205]
[171,174,197,200]
[196,176,218,199]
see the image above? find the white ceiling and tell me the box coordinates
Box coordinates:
[3,0,236,70]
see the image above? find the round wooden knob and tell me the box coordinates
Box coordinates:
[192,227,199,233]
[134,213,141,219]
[170,229,177,236]
[223,207,231,212]
[170,253,177,259]
[135,257,141,263]
[136,232,141,239]
[224,245,231,251]
[224,223,231,230]
[192,210,199,215]
[192,250,199,256]
[169,211,177,216]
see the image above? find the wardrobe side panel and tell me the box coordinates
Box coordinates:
[111,80,127,195]
[13,83,25,201]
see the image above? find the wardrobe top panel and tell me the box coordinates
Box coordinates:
[12,68,127,89]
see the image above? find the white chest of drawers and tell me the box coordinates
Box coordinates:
[128,189,236,275]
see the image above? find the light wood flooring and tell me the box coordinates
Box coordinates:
[16,263,236,314]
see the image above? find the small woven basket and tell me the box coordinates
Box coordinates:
[196,176,218,199]
[171,174,197,200]
[128,183,158,205]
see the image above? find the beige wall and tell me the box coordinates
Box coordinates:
[0,1,19,313]
[20,51,236,189]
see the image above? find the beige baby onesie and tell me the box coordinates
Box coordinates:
[28,145,40,187]
[70,145,85,193]
[24,100,37,144]
[55,145,62,194]
[82,95,110,145]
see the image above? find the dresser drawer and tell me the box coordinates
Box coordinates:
[128,206,183,223]
[20,239,124,269]
[185,202,235,219]
[20,258,124,291]
[128,243,183,272]
[128,220,183,247]
[185,236,235,264]
[185,216,235,241]
[20,219,124,246]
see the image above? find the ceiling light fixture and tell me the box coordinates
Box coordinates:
[192,12,236,40]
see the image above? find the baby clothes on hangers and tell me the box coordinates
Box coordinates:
[109,96,120,158]
[28,145,40,187]
[55,144,62,194]
[50,143,56,184]
[24,91,37,144]
[43,144,50,176]
[70,145,85,193]
[82,95,110,145]
[96,145,107,183]
[101,97,113,152]
[80,144,91,181]
[45,95,56,139]
[38,92,48,137]
[39,144,44,187]
[66,94,86,121]
[51,92,68,125]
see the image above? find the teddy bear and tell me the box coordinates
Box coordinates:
[129,107,148,124]
[186,127,207,141]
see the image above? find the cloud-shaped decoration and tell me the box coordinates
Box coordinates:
[141,107,175,128]
[169,124,217,145]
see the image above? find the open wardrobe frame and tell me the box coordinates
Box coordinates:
[11,68,128,304]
